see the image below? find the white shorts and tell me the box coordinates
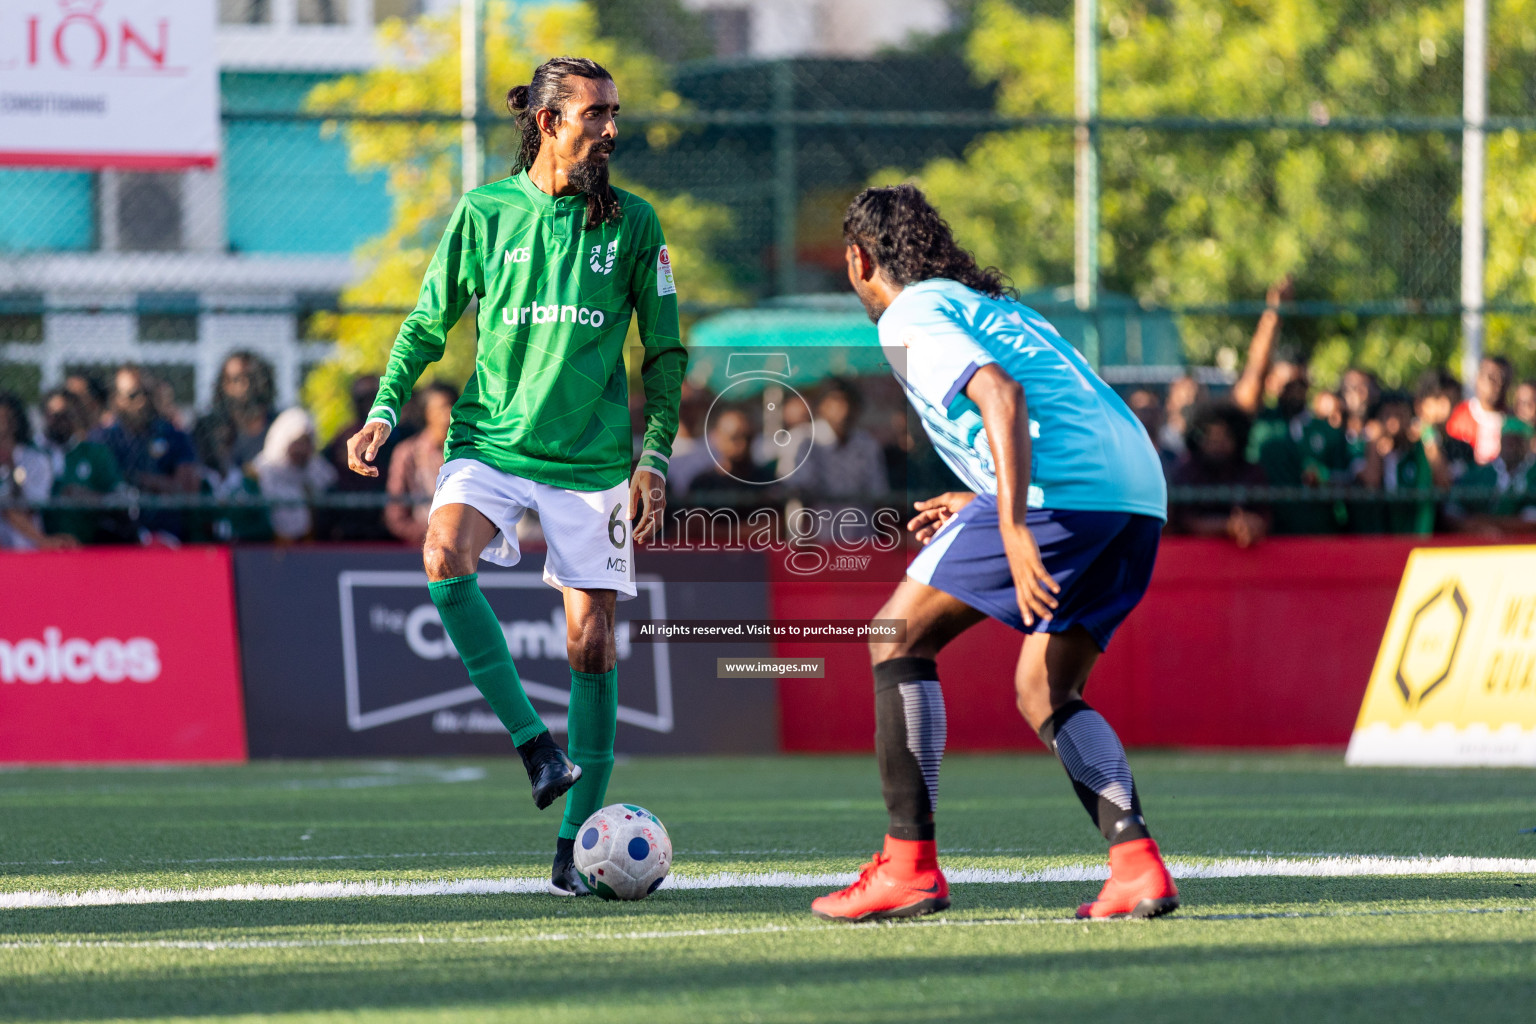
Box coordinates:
[429,458,637,599]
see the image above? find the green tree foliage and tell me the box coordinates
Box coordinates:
[900,0,1536,386]
[590,0,714,62]
[301,1,737,439]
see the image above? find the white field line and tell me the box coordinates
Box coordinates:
[0,905,1532,953]
[0,848,847,868]
[2,856,1534,910]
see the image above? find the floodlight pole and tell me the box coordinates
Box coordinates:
[461,0,485,194]
[1074,0,1101,369]
[1461,0,1487,389]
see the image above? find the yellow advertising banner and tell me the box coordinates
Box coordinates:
[1347,545,1536,766]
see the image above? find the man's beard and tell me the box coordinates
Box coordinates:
[855,288,887,324]
[567,142,614,195]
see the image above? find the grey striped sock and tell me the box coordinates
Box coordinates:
[1039,700,1150,844]
[898,679,946,813]
[873,657,947,842]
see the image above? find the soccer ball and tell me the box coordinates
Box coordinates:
[572,803,672,900]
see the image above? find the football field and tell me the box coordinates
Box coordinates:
[2,753,1533,1023]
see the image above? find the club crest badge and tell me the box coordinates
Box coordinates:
[590,240,618,275]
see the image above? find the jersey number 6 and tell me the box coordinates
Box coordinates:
[608,502,627,548]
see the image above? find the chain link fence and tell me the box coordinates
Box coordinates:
[3,1,1535,543]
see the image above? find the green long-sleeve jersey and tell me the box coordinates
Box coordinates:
[367,171,686,490]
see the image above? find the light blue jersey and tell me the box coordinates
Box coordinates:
[879,278,1167,521]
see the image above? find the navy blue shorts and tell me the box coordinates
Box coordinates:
[906,496,1162,650]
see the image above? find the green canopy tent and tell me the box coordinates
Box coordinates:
[685,295,888,397]
[685,290,1184,397]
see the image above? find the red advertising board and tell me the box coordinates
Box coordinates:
[770,536,1504,752]
[0,548,246,762]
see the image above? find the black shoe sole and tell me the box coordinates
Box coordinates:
[812,896,950,923]
[1130,896,1180,919]
[1077,896,1181,921]
[532,764,582,811]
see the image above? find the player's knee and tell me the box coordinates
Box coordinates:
[868,619,943,664]
[867,601,914,663]
[1013,673,1047,728]
[868,633,905,664]
[566,608,612,670]
[1015,677,1080,731]
[421,534,472,581]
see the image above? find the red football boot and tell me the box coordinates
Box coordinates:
[1076,838,1180,919]
[811,836,950,922]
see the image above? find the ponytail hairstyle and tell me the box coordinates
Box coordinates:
[507,56,622,229]
[842,184,1010,299]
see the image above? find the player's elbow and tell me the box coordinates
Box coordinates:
[968,365,1023,413]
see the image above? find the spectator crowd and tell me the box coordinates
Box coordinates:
[1138,282,1536,546]
[4,317,1535,551]
[1,355,400,550]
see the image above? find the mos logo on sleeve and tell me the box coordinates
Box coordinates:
[656,245,676,296]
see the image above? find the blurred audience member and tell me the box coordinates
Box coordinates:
[1414,369,1475,483]
[318,374,401,541]
[196,352,275,471]
[688,407,775,496]
[1513,379,1536,432]
[385,382,457,548]
[63,372,109,429]
[91,365,199,539]
[1312,389,1344,431]
[1127,388,1177,475]
[191,413,270,543]
[671,383,712,459]
[1243,351,1317,459]
[1339,367,1380,466]
[789,380,889,542]
[1230,277,1295,423]
[761,389,821,481]
[792,379,888,499]
[884,410,961,497]
[1169,402,1271,547]
[1226,288,1350,533]
[1355,390,1445,535]
[38,389,125,544]
[667,384,721,497]
[252,408,336,542]
[1161,374,1204,460]
[1250,368,1348,533]
[0,392,75,550]
[150,376,187,432]
[1448,421,1536,535]
[1446,355,1512,464]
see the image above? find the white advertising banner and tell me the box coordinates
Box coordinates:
[0,0,218,170]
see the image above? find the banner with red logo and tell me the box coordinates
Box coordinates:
[0,1,218,170]
[0,547,246,761]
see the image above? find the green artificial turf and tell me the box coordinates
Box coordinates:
[2,753,1533,1023]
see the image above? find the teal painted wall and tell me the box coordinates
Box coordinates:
[0,74,391,257]
[0,171,94,252]
[222,73,392,255]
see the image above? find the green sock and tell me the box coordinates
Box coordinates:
[427,574,545,747]
[559,666,618,840]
